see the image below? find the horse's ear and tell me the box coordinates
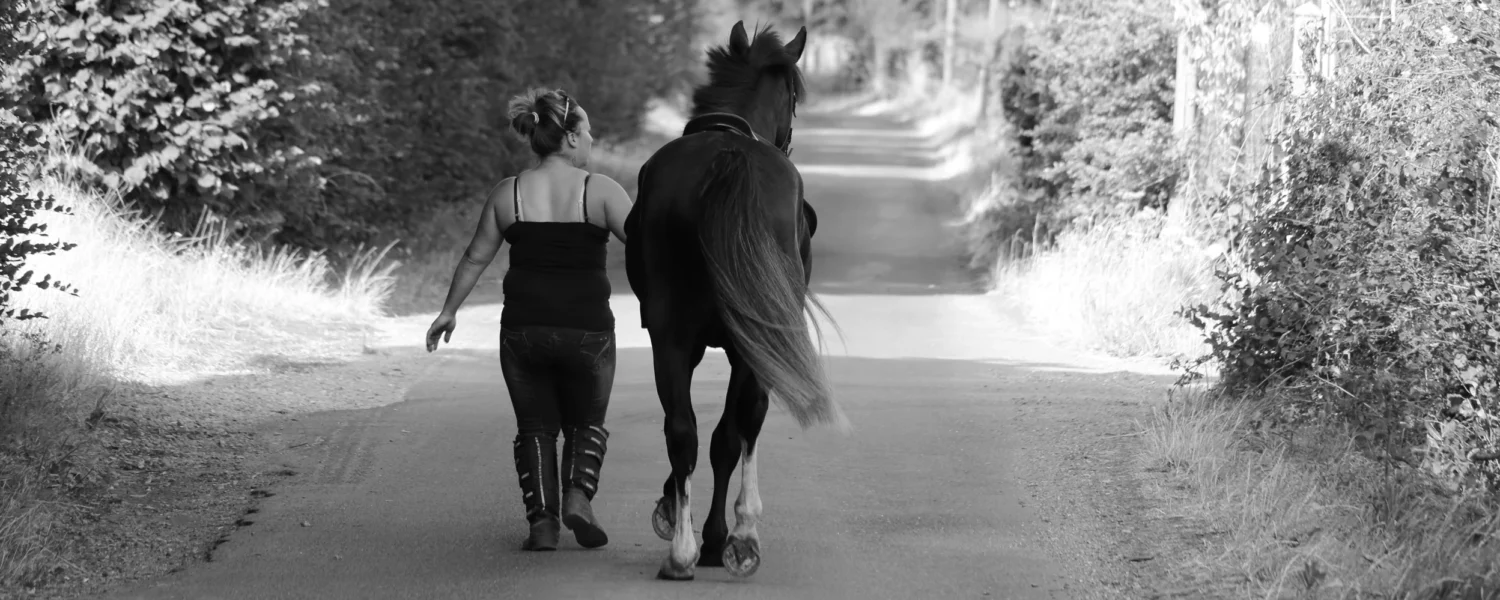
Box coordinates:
[729,21,750,54]
[784,27,807,62]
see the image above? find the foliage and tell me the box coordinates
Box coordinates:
[6,0,702,253]
[2,0,76,328]
[277,0,702,251]
[996,0,1181,230]
[264,0,522,249]
[1182,1,1500,491]
[9,0,314,238]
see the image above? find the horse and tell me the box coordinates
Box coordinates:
[624,21,848,581]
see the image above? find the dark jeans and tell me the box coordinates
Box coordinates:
[499,325,616,437]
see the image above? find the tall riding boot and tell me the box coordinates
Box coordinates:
[561,425,609,548]
[513,433,560,551]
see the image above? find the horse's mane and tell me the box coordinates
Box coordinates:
[690,25,806,119]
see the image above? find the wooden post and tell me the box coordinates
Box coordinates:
[942,0,957,90]
[1319,0,1335,80]
[1172,29,1197,149]
[1171,0,1200,150]
[977,0,1002,122]
[1291,1,1325,97]
[1242,21,1274,172]
[800,0,814,68]
[1169,0,1201,232]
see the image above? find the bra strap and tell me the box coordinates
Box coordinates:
[580,174,592,222]
[512,174,523,222]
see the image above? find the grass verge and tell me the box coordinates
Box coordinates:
[1139,386,1499,598]
[0,138,397,593]
[985,211,1220,362]
[977,183,1498,597]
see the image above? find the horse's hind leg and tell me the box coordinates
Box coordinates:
[723,346,770,577]
[650,329,705,581]
[697,357,751,568]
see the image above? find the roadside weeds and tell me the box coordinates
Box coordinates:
[0,145,401,596]
[1137,385,1499,599]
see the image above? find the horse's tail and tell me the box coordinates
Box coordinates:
[697,147,849,432]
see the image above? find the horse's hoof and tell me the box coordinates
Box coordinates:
[722,536,761,578]
[656,558,696,581]
[651,497,674,541]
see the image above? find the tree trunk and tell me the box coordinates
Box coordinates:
[977,0,1002,122]
[1172,29,1196,148]
[801,0,814,67]
[941,0,957,90]
[871,39,889,94]
[1169,26,1198,229]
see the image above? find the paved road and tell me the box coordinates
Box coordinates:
[107,107,1148,599]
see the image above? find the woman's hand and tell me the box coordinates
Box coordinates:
[426,312,456,352]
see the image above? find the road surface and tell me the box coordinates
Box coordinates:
[106,104,1168,600]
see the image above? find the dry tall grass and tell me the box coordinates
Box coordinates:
[11,147,395,384]
[986,208,1221,361]
[1141,386,1499,598]
[0,140,398,589]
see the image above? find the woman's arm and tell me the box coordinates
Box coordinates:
[595,175,633,244]
[437,181,508,316]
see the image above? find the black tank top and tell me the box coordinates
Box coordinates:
[500,173,614,331]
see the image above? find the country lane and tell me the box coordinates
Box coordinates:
[104,103,1171,600]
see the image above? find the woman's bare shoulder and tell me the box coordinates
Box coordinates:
[489,174,519,196]
[486,176,519,225]
[586,173,630,198]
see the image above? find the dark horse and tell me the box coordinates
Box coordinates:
[624,22,848,581]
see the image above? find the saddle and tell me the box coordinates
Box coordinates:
[682,112,792,157]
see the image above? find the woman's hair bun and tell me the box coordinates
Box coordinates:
[506,86,579,157]
[507,90,545,138]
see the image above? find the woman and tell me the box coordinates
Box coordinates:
[426,87,632,552]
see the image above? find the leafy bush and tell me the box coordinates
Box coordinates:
[997,0,1181,225]
[10,0,314,238]
[0,175,77,328]
[1183,2,1500,491]
[2,0,76,329]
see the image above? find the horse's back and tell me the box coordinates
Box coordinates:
[626,132,803,340]
[634,133,799,219]
[629,132,799,262]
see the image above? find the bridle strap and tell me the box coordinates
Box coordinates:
[683,112,793,158]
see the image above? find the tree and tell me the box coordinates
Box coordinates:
[845,0,923,92]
